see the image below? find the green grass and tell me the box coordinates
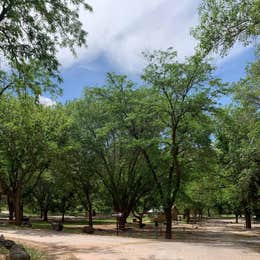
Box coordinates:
[0,245,46,260]
[22,245,46,260]
[0,246,8,255]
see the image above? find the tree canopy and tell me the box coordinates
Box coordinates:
[193,0,260,55]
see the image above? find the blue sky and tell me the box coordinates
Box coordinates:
[43,0,257,105]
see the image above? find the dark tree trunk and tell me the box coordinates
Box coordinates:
[61,211,65,223]
[139,217,143,228]
[86,189,93,228]
[14,188,22,226]
[235,213,239,224]
[207,208,210,217]
[88,209,93,228]
[40,207,43,219]
[245,208,251,229]
[198,209,203,220]
[184,208,190,224]
[43,208,48,221]
[7,195,14,221]
[165,206,172,239]
[119,213,128,230]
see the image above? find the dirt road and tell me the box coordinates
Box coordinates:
[0,227,259,260]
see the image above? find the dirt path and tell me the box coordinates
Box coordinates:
[0,226,259,260]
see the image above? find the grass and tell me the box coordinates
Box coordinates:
[22,245,47,260]
[0,246,8,255]
[29,218,117,234]
[0,245,46,260]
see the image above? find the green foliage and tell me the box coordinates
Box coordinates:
[69,73,154,222]
[0,95,71,223]
[193,0,260,55]
[215,53,260,215]
[141,48,223,209]
[0,0,92,96]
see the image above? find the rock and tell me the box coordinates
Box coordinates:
[2,240,15,250]
[51,222,63,231]
[9,244,30,260]
[0,236,30,260]
[82,226,95,234]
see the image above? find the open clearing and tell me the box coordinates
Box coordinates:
[0,218,259,260]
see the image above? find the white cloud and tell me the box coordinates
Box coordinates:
[58,0,201,73]
[39,96,56,107]
[57,0,251,74]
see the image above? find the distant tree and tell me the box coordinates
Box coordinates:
[30,173,56,221]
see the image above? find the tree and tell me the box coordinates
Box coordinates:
[193,0,260,55]
[0,96,70,224]
[141,48,223,238]
[215,55,260,228]
[54,116,99,228]
[73,73,154,229]
[30,173,56,221]
[0,0,92,96]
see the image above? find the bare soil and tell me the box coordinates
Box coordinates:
[0,218,259,260]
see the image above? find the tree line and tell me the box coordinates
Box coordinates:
[0,0,259,239]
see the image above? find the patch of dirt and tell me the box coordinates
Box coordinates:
[0,218,259,260]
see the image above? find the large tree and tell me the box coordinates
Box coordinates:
[141,48,223,238]
[215,53,260,228]
[73,73,154,229]
[0,0,92,97]
[0,96,70,224]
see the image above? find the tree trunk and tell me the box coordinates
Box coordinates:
[61,211,65,223]
[184,208,190,224]
[7,195,14,221]
[245,208,251,229]
[165,206,172,239]
[119,213,128,230]
[86,190,93,228]
[235,213,238,224]
[40,207,43,219]
[43,208,48,221]
[14,188,22,225]
[138,214,144,228]
[207,208,210,217]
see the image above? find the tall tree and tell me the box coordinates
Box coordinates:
[141,48,223,238]
[215,52,260,228]
[73,73,154,229]
[0,96,70,224]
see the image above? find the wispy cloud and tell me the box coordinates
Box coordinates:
[57,0,252,74]
[58,0,199,72]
